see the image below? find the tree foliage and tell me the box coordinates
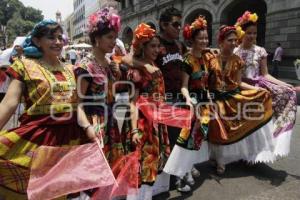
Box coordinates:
[0,0,43,47]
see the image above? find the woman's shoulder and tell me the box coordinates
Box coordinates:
[253,45,268,57]
[234,45,243,53]
[253,45,267,52]
[11,58,41,70]
[203,50,216,61]
[231,54,242,61]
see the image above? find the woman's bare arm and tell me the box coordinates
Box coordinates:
[0,79,23,130]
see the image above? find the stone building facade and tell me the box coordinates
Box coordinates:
[118,0,300,58]
[68,0,119,43]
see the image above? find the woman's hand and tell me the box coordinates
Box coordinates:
[255,87,268,92]
[132,132,142,144]
[186,97,197,110]
[127,69,142,82]
[186,97,194,108]
[85,125,98,142]
[132,128,142,144]
[110,61,121,79]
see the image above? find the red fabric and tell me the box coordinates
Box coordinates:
[6,67,22,81]
[53,71,67,81]
[0,70,7,86]
[92,150,140,200]
[0,113,89,195]
[27,143,116,200]
[9,113,86,146]
[136,96,193,129]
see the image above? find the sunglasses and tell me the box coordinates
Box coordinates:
[165,21,182,28]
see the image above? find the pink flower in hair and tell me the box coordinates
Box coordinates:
[89,14,98,27]
[87,7,121,33]
[110,14,121,32]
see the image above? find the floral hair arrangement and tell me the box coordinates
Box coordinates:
[234,11,258,40]
[87,7,121,33]
[218,25,236,43]
[132,23,156,54]
[23,19,58,58]
[183,16,207,40]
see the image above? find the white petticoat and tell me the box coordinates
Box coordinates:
[273,129,293,157]
[209,120,276,165]
[163,141,209,178]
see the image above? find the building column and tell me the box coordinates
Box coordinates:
[211,21,221,48]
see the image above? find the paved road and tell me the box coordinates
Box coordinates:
[155,107,300,200]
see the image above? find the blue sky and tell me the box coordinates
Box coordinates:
[20,0,74,20]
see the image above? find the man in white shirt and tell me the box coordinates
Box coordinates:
[272,43,283,78]
[68,47,77,65]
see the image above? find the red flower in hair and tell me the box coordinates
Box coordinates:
[132,23,156,53]
[183,16,207,40]
[183,25,192,40]
[218,26,236,43]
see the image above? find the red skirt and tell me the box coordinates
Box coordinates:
[0,112,87,199]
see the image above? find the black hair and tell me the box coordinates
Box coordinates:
[191,28,207,41]
[32,23,63,39]
[277,42,281,46]
[218,25,237,42]
[134,35,160,58]
[30,23,63,56]
[159,7,182,32]
[89,25,115,46]
[241,21,257,32]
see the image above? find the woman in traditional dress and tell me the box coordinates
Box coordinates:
[234,11,297,157]
[163,16,211,192]
[74,8,129,173]
[208,25,276,174]
[0,20,88,199]
[126,23,171,200]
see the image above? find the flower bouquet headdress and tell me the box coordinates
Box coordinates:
[234,11,258,40]
[87,7,121,33]
[183,16,207,40]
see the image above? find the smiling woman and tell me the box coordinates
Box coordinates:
[0,19,90,199]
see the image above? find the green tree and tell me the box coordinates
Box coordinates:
[21,6,43,23]
[0,0,43,47]
[0,0,23,26]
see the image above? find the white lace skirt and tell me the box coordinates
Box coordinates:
[273,129,293,157]
[163,141,209,178]
[209,120,276,165]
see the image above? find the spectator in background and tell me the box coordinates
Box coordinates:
[68,47,77,64]
[272,42,283,78]
[9,45,24,63]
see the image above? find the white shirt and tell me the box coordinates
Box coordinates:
[273,46,283,62]
[68,49,77,60]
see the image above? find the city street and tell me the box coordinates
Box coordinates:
[155,107,300,200]
[0,0,300,200]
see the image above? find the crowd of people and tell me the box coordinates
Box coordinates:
[0,6,297,200]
